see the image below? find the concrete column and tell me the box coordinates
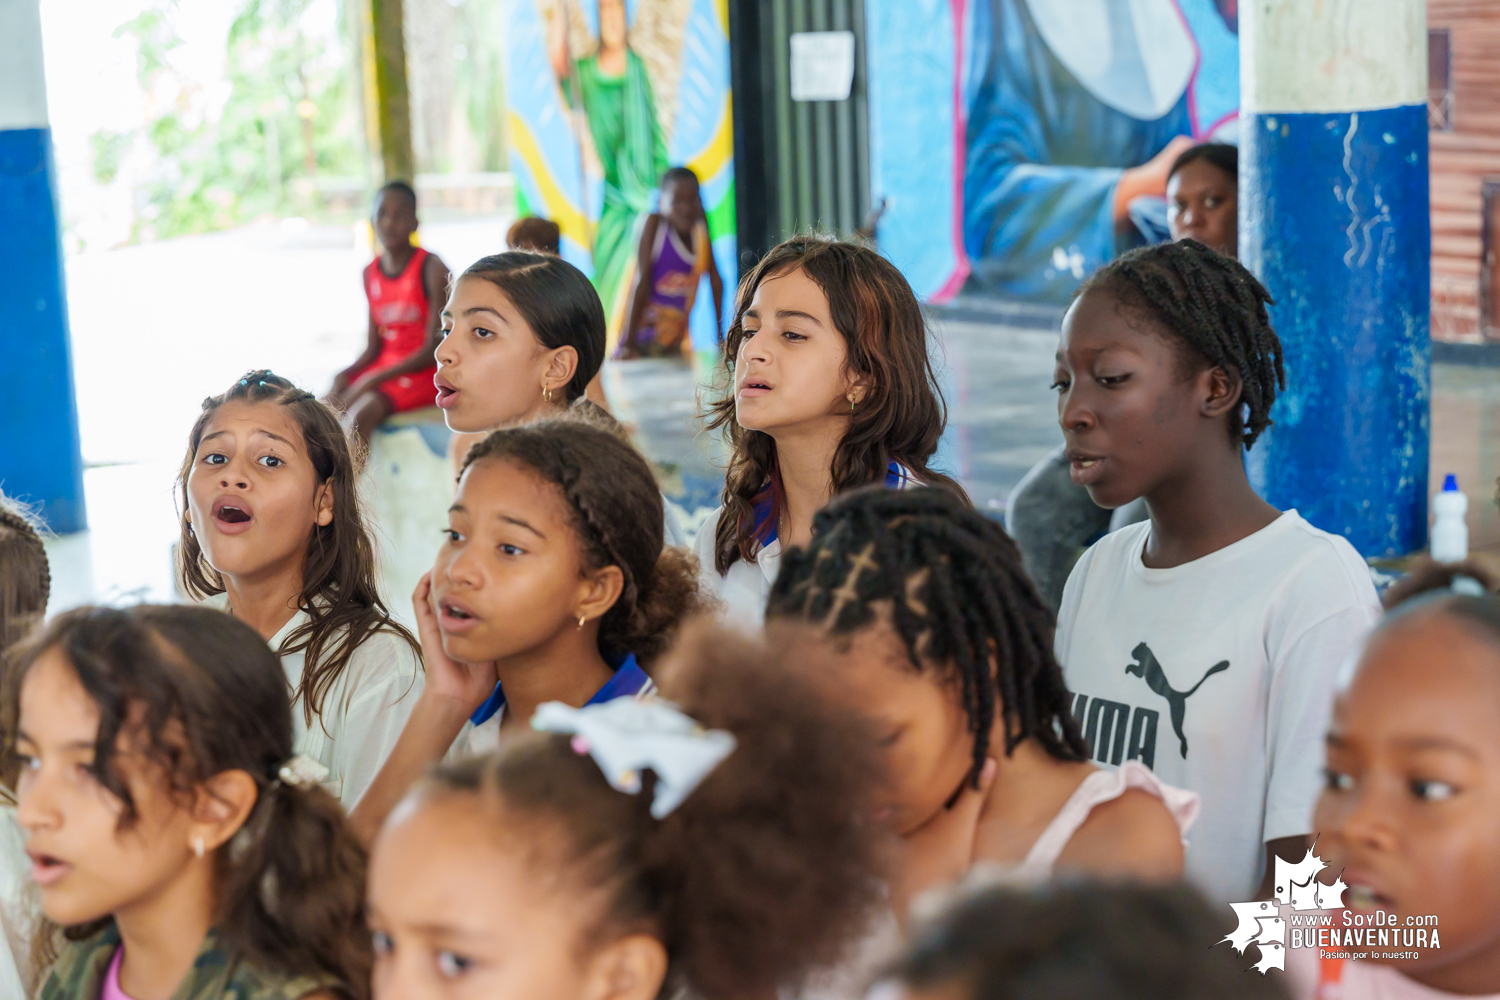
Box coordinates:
[1241,0,1430,557]
[0,0,86,533]
[359,0,415,183]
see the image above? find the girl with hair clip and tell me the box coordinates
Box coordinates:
[434,252,684,544]
[9,604,369,1000]
[347,420,707,843]
[767,487,1194,925]
[178,371,423,811]
[365,620,885,1000]
[697,235,966,629]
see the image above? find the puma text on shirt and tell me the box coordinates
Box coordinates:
[1055,511,1380,903]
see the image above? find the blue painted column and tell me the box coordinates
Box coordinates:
[1242,0,1430,557]
[0,0,86,532]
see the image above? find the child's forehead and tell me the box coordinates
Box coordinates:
[201,400,307,450]
[1344,612,1500,737]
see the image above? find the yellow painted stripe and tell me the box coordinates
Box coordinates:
[507,109,593,247]
[714,0,728,35]
[686,94,734,184]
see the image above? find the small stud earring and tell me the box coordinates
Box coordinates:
[192,836,205,859]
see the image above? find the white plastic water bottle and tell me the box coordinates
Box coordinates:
[1431,474,1469,563]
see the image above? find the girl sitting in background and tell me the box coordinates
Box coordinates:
[10,605,368,1000]
[768,487,1192,922]
[1297,593,1500,1000]
[365,620,884,1000]
[699,235,966,628]
[617,166,724,358]
[348,420,707,842]
[179,372,423,810]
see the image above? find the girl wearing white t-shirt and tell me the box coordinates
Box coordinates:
[179,371,423,811]
[1050,241,1380,904]
[696,236,963,628]
[767,486,1196,924]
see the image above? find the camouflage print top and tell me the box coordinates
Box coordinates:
[37,923,338,1000]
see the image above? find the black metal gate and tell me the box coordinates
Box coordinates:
[728,0,872,271]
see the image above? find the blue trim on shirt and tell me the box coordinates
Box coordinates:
[752,461,916,545]
[469,652,649,725]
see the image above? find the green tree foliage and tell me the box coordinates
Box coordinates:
[108,0,363,240]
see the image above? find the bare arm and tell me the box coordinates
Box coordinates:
[347,573,499,845]
[1053,788,1186,880]
[707,243,725,343]
[619,215,660,357]
[331,316,383,403]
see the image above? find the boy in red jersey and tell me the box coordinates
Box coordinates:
[329,181,452,446]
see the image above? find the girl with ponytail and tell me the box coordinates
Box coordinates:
[348,420,708,841]
[6,604,368,1000]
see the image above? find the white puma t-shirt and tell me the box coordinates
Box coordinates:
[1055,511,1380,903]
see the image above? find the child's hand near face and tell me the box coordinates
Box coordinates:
[411,572,498,712]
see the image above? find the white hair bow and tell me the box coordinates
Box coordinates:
[531,698,736,819]
[277,753,330,789]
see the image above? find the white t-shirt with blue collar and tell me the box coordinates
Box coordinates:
[449,651,656,758]
[695,462,920,630]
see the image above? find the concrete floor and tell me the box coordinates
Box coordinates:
[35,219,1500,615]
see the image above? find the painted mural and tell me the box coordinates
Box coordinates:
[868,0,1240,304]
[502,0,735,351]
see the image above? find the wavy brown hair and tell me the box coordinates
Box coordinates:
[707,235,966,574]
[0,494,49,655]
[3,606,371,997]
[420,619,886,1000]
[460,419,707,664]
[176,371,418,726]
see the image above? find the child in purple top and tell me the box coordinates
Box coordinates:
[618,167,724,358]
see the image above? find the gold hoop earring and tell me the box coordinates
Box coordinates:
[192,836,205,859]
[542,386,553,403]
[577,614,587,630]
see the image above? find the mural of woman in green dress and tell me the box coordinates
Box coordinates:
[548,0,668,338]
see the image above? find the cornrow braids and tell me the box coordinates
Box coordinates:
[0,494,51,653]
[767,486,1088,783]
[460,420,705,664]
[1081,239,1286,448]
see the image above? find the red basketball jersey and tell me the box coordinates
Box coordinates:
[363,247,431,358]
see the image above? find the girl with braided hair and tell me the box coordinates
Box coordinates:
[178,371,423,812]
[347,419,708,842]
[767,486,1194,925]
[1051,239,1380,904]
[696,235,966,629]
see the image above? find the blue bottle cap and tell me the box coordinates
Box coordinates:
[1443,474,1459,492]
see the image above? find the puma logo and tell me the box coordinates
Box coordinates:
[1124,642,1229,759]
